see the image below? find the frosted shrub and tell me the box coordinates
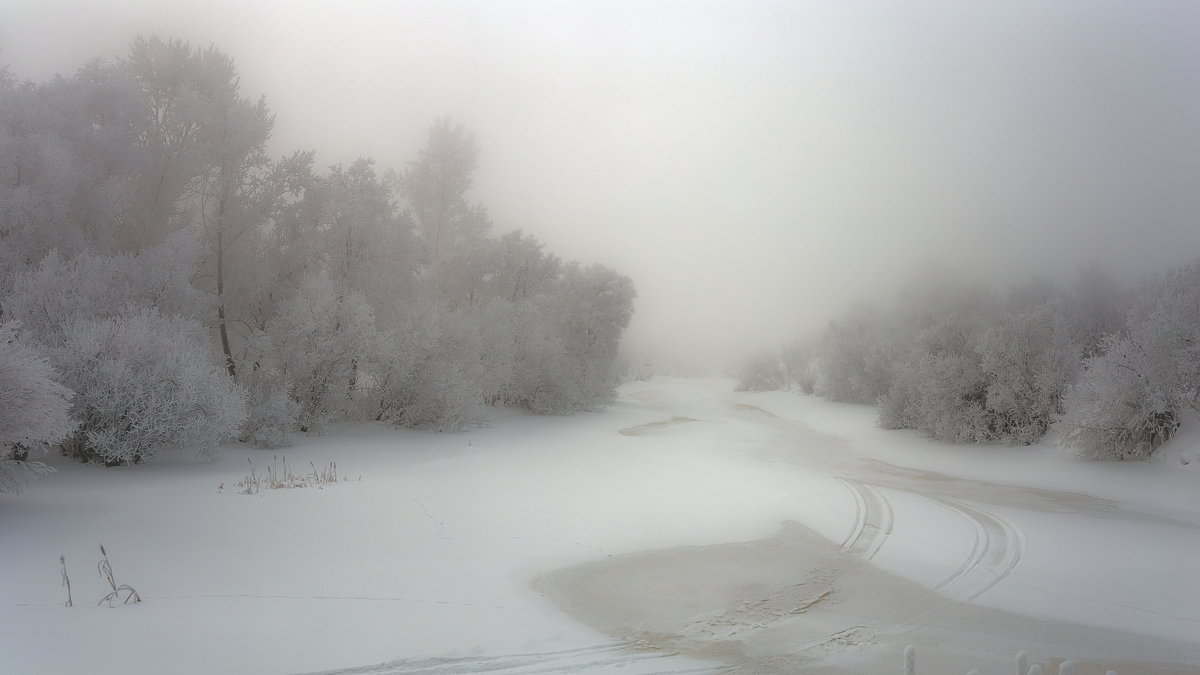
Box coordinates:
[56,309,246,464]
[270,272,377,433]
[372,304,487,430]
[0,321,75,493]
[472,299,518,406]
[878,359,921,431]
[1060,335,1179,460]
[735,350,784,392]
[780,338,818,394]
[503,306,577,414]
[978,303,1077,444]
[239,364,299,448]
[527,264,634,413]
[816,307,897,404]
[5,232,208,346]
[879,353,990,443]
[1061,261,1200,459]
[913,353,990,442]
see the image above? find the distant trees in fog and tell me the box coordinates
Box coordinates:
[739,262,1200,460]
[0,37,634,488]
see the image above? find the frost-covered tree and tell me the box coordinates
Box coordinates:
[4,231,208,345]
[977,302,1077,444]
[269,272,377,433]
[522,264,635,413]
[779,337,819,394]
[1060,334,1178,459]
[370,302,486,430]
[116,36,248,250]
[0,66,141,284]
[0,322,75,492]
[487,230,561,303]
[1061,260,1200,459]
[880,352,991,442]
[876,282,1076,445]
[284,158,413,316]
[736,350,784,392]
[400,117,492,308]
[817,305,897,404]
[234,331,300,448]
[55,309,246,464]
[1,42,642,456]
[1068,262,1128,358]
[4,238,242,464]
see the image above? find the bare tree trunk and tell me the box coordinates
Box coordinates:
[215,184,237,381]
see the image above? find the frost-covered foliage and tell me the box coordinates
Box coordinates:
[1060,261,1200,459]
[236,336,300,449]
[810,273,1082,445]
[779,338,819,394]
[55,309,246,464]
[4,236,242,465]
[0,39,639,485]
[878,295,1077,444]
[370,303,486,430]
[736,350,784,392]
[5,231,208,344]
[816,306,897,404]
[270,272,377,433]
[1060,335,1179,460]
[522,264,636,413]
[0,322,75,449]
[0,321,75,493]
[978,303,1077,444]
[880,352,990,442]
[800,261,1200,455]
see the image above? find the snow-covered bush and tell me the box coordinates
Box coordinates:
[879,352,990,442]
[525,263,635,413]
[1061,261,1200,459]
[1060,335,1180,460]
[55,309,246,464]
[270,272,377,433]
[3,238,240,466]
[472,299,518,406]
[236,349,300,448]
[816,306,896,404]
[4,232,208,346]
[0,321,75,492]
[371,303,487,430]
[978,303,1078,444]
[736,350,784,392]
[779,338,818,394]
[877,359,920,431]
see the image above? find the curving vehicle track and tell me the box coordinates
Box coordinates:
[835,477,894,562]
[724,397,1028,652]
[803,479,1027,652]
[302,642,727,674]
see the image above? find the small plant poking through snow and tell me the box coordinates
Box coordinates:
[236,455,344,494]
[96,544,140,606]
[59,555,72,607]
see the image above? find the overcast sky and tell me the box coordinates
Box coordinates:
[4,0,1200,370]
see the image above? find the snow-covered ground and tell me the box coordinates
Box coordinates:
[2,377,1199,674]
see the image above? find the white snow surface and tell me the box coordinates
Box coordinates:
[2,377,1198,673]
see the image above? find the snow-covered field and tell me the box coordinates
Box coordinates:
[3,377,1199,674]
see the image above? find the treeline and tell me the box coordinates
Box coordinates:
[738,261,1200,460]
[0,37,634,490]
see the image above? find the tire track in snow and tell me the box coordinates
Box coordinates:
[297,642,726,674]
[835,477,893,562]
[680,478,893,640]
[804,487,1025,652]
